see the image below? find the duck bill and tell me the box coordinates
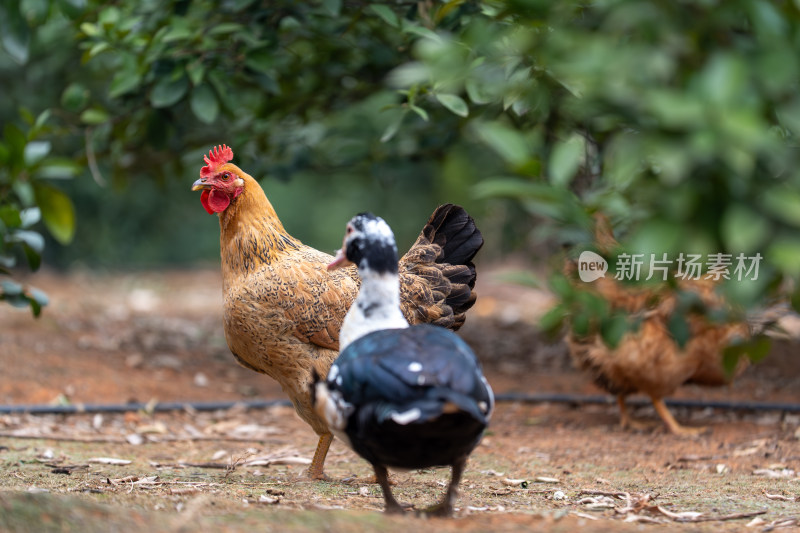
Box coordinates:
[327,248,352,271]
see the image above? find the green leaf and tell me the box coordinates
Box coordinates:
[436,93,468,117]
[19,107,35,126]
[12,181,34,206]
[23,0,50,24]
[24,141,51,166]
[97,6,121,26]
[34,184,76,245]
[700,53,747,106]
[721,204,769,253]
[61,82,90,111]
[4,123,26,167]
[722,336,771,376]
[207,22,244,35]
[22,241,41,270]
[321,0,341,16]
[369,4,399,27]
[190,84,219,124]
[28,286,49,307]
[35,158,82,179]
[572,311,591,337]
[465,78,492,105]
[79,22,100,37]
[387,62,431,88]
[150,75,189,108]
[409,104,429,122]
[471,122,529,166]
[0,206,22,228]
[27,286,49,315]
[7,229,44,254]
[27,294,42,316]
[186,61,205,86]
[767,237,800,277]
[402,24,443,43]
[473,177,576,220]
[1,280,24,297]
[628,219,683,257]
[667,313,690,349]
[600,314,628,349]
[161,26,193,43]
[88,42,109,58]
[0,2,30,64]
[109,69,142,98]
[380,112,406,143]
[548,274,573,300]
[19,207,41,228]
[549,134,585,188]
[58,0,87,18]
[761,186,800,226]
[33,109,51,133]
[492,269,542,288]
[539,304,566,339]
[244,49,274,75]
[80,108,110,125]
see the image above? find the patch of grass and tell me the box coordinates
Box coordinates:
[0,492,160,533]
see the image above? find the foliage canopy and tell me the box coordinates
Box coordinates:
[2,0,800,341]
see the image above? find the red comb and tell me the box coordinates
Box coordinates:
[200,144,234,178]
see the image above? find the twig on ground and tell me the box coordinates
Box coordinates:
[678,509,766,523]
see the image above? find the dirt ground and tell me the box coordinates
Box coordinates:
[1,268,800,532]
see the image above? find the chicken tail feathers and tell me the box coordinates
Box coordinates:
[424,203,484,268]
[400,204,483,331]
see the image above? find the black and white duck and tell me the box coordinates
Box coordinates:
[312,211,493,517]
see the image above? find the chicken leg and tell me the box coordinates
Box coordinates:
[651,397,707,436]
[617,395,657,431]
[307,432,333,480]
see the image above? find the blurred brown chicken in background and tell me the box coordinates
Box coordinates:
[566,214,785,435]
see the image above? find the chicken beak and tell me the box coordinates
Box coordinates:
[327,247,352,271]
[192,177,210,191]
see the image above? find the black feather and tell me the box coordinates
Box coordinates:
[421,205,484,317]
[326,324,492,469]
[425,204,484,267]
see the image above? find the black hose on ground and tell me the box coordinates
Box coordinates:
[0,393,797,415]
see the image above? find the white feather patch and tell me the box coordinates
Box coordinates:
[407,362,423,372]
[327,364,339,382]
[389,408,421,425]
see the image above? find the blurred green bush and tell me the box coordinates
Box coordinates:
[2,0,800,329]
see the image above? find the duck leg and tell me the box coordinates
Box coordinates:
[651,397,707,436]
[373,464,405,514]
[306,432,333,480]
[421,457,466,518]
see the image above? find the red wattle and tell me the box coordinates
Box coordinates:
[200,190,215,214]
[200,189,234,214]
[208,189,231,212]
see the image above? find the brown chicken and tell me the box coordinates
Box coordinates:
[192,145,483,478]
[566,215,775,435]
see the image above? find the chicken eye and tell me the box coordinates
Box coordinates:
[221,172,231,181]
[346,226,353,235]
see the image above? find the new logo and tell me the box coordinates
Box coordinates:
[578,251,608,282]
